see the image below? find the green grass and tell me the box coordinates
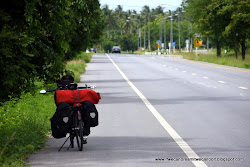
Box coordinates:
[173,50,250,69]
[0,82,56,167]
[0,52,93,167]
[65,60,86,83]
[66,52,93,82]
[75,52,93,63]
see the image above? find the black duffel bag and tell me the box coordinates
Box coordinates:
[81,101,99,127]
[50,102,73,138]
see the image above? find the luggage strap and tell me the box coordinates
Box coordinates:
[72,90,81,107]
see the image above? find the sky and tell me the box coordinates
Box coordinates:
[99,0,183,13]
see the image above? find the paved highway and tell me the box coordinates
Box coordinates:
[27,53,250,167]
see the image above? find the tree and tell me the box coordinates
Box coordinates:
[185,0,231,56]
[185,0,249,59]
[222,0,250,60]
[120,33,137,51]
[0,0,104,100]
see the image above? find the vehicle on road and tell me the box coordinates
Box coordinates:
[112,46,121,53]
[89,48,97,53]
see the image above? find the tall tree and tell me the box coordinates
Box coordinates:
[222,0,250,60]
[0,0,104,100]
[185,0,231,56]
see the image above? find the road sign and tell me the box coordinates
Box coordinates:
[157,44,160,48]
[173,42,176,47]
[194,38,199,47]
[199,40,203,46]
[157,40,161,44]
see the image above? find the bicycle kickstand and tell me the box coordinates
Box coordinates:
[58,136,70,152]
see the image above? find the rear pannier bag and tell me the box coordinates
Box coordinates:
[81,101,99,127]
[55,89,101,106]
[50,102,73,138]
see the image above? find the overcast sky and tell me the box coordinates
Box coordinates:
[99,0,183,12]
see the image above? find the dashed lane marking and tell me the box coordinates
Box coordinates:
[239,87,248,90]
[106,53,208,167]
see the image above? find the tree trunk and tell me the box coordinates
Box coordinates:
[216,43,221,57]
[241,37,246,61]
[233,44,238,59]
[235,49,238,59]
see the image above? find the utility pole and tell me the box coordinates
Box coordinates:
[170,13,173,52]
[164,19,166,50]
[139,16,141,49]
[190,23,193,51]
[144,25,146,49]
[139,28,141,49]
[159,21,162,45]
[177,10,181,51]
[148,14,151,51]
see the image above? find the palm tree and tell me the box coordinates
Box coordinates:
[115,5,125,35]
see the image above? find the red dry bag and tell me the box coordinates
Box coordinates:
[55,89,101,106]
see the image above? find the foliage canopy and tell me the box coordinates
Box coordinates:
[0,0,104,100]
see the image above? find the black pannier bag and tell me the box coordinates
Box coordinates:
[50,102,73,138]
[81,101,99,127]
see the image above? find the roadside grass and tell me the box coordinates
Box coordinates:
[0,52,93,167]
[66,52,93,82]
[174,50,250,69]
[0,82,56,167]
[66,60,86,83]
[75,52,93,63]
[132,48,250,69]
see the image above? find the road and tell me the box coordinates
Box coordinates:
[27,53,250,167]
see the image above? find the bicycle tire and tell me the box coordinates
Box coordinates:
[76,119,84,151]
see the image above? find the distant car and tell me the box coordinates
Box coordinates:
[89,48,97,53]
[112,46,121,53]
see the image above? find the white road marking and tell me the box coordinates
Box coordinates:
[240,93,245,96]
[169,67,172,69]
[106,53,207,167]
[163,65,167,67]
[175,69,179,70]
[192,73,197,75]
[239,87,248,90]
[197,83,217,88]
[203,77,208,79]
[218,81,226,84]
[182,71,187,72]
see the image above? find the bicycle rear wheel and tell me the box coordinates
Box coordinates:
[76,119,84,151]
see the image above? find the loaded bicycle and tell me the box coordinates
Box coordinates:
[40,75,100,151]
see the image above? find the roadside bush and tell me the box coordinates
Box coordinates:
[66,60,86,83]
[66,52,93,82]
[75,52,93,63]
[0,51,93,166]
[0,85,56,166]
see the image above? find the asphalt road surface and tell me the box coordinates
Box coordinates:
[27,53,250,167]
